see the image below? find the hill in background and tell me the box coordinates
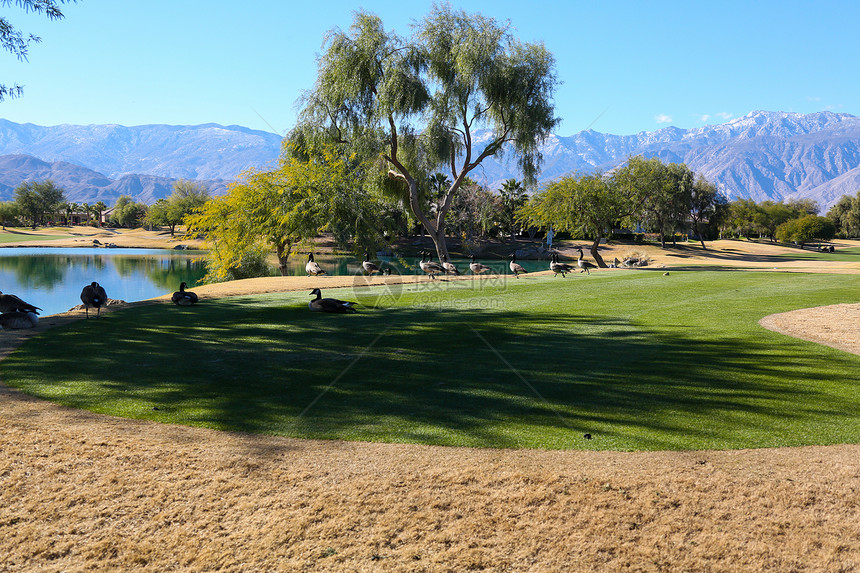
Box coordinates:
[0,111,858,209]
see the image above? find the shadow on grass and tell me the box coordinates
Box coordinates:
[4,294,860,451]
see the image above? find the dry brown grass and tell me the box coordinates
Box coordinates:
[3,387,860,572]
[3,237,860,572]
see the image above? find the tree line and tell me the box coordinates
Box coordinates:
[0,179,209,232]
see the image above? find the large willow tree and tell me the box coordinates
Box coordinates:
[293,3,559,261]
[187,144,391,280]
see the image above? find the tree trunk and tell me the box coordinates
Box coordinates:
[405,177,452,262]
[590,233,607,268]
[275,240,293,276]
[695,221,707,250]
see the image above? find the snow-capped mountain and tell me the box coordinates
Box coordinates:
[474,110,860,210]
[0,111,858,210]
[0,120,282,181]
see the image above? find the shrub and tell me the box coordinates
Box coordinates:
[776,215,835,247]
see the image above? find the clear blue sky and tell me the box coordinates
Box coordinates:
[2,0,857,136]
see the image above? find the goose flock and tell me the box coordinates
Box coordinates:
[0,249,604,326]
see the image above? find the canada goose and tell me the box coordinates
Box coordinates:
[550,253,575,278]
[362,252,381,275]
[0,310,39,330]
[441,254,460,276]
[419,251,445,280]
[80,281,107,319]
[171,282,199,306]
[0,291,41,315]
[305,253,326,277]
[469,255,491,275]
[577,248,597,274]
[509,254,527,278]
[308,288,357,313]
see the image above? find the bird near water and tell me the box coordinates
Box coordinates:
[80,282,107,319]
[441,254,460,276]
[362,252,381,275]
[419,251,445,280]
[469,255,491,275]
[0,291,41,315]
[171,282,199,306]
[308,288,358,313]
[577,248,597,274]
[509,254,527,278]
[550,253,575,278]
[0,310,39,330]
[305,253,326,277]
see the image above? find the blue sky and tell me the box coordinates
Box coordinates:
[1,0,856,136]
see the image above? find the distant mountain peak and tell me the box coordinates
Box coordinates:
[0,112,858,210]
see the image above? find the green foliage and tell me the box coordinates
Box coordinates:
[5,272,860,451]
[445,182,502,251]
[146,180,210,236]
[13,179,66,227]
[109,195,147,228]
[498,178,527,240]
[775,215,836,246]
[519,171,641,264]
[0,200,19,228]
[187,143,392,280]
[1,0,72,101]
[92,201,107,227]
[827,191,860,238]
[689,178,728,247]
[614,156,694,248]
[294,4,559,260]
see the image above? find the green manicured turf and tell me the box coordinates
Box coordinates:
[0,232,68,243]
[4,271,860,450]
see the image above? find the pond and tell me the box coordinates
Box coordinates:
[0,248,550,317]
[0,248,207,317]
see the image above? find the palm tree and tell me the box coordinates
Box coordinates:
[500,178,527,241]
[93,201,107,227]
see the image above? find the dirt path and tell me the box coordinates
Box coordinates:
[2,238,860,571]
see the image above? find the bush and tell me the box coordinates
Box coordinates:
[776,215,836,247]
[205,246,275,283]
[610,231,645,243]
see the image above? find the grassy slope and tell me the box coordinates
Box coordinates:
[4,270,860,450]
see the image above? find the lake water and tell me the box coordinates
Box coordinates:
[0,248,208,317]
[0,248,548,317]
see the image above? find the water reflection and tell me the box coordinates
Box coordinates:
[0,248,549,317]
[0,248,208,316]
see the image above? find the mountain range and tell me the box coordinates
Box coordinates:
[0,111,858,210]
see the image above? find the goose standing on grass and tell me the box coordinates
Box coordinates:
[0,292,41,315]
[509,254,527,278]
[577,248,597,274]
[0,309,39,330]
[171,282,199,306]
[308,288,357,313]
[419,251,445,280]
[362,252,381,275]
[469,255,491,275]
[80,281,107,319]
[441,254,460,276]
[305,253,326,277]
[550,253,575,278]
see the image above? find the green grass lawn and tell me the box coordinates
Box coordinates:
[0,231,69,243]
[4,270,860,451]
